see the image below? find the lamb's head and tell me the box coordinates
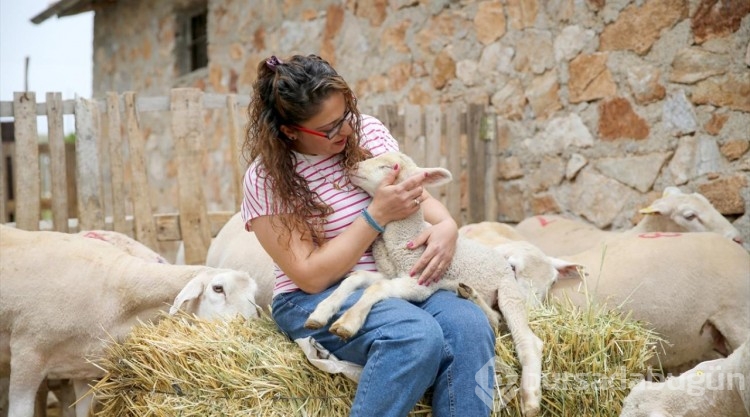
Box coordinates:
[639,187,743,245]
[493,241,580,306]
[169,268,259,319]
[350,151,452,195]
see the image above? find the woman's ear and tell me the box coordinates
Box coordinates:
[279,125,296,141]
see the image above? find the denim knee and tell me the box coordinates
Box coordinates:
[381,312,445,365]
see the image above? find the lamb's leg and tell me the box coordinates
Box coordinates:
[330,276,432,340]
[456,282,502,327]
[305,270,386,329]
[71,379,94,417]
[496,281,543,417]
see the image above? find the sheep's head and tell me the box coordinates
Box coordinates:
[350,151,452,195]
[170,269,260,319]
[639,187,743,245]
[493,241,580,306]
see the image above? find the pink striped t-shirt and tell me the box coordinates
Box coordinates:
[241,114,400,297]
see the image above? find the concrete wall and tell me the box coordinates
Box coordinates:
[90,0,750,241]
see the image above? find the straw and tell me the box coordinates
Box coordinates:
[91,299,658,416]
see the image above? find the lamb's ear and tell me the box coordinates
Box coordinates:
[170,279,205,315]
[548,257,583,280]
[418,167,453,187]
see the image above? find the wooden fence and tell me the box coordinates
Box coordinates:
[0,89,498,264]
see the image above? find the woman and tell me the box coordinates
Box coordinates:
[241,54,495,416]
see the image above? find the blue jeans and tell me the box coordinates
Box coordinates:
[272,283,496,417]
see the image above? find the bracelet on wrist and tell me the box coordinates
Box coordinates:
[361,208,385,234]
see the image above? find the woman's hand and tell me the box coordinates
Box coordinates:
[407,217,458,285]
[367,164,426,225]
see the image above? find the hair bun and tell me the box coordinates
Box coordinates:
[265,56,283,71]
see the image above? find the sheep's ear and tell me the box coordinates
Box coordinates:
[548,257,583,280]
[418,167,452,186]
[638,200,670,215]
[662,186,682,197]
[170,279,205,315]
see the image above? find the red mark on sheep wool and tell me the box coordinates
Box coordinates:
[536,216,556,227]
[638,232,682,239]
[82,231,106,241]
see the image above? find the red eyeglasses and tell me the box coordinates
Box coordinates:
[292,110,353,140]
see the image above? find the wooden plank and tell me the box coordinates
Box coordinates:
[227,95,243,212]
[378,105,405,150]
[13,92,41,230]
[123,92,159,250]
[445,103,463,222]
[466,103,486,224]
[154,211,235,241]
[171,88,212,265]
[403,104,424,167]
[423,105,445,203]
[483,113,498,222]
[0,94,252,117]
[65,142,78,219]
[46,92,69,232]
[0,142,7,223]
[74,97,105,230]
[106,92,129,233]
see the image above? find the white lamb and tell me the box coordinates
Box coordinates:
[620,335,750,417]
[0,225,260,417]
[515,187,744,256]
[305,151,578,416]
[550,231,750,372]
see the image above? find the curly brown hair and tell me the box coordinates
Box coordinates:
[244,54,372,247]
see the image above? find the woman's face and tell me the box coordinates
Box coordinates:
[285,92,353,156]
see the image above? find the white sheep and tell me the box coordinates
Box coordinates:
[620,335,750,417]
[515,187,744,256]
[458,220,526,246]
[550,231,750,372]
[204,212,275,313]
[0,225,259,417]
[305,151,577,416]
[77,229,169,264]
[36,229,169,417]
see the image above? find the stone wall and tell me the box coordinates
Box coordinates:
[91,0,750,241]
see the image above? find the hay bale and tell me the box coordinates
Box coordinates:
[91,301,658,416]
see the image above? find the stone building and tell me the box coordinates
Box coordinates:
[33,0,750,242]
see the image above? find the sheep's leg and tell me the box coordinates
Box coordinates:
[305,270,386,329]
[49,379,76,417]
[330,276,432,340]
[71,379,93,417]
[8,352,46,417]
[456,283,502,327]
[496,281,543,417]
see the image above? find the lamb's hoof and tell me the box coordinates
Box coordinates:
[521,404,539,417]
[521,398,541,417]
[456,282,477,300]
[304,318,326,329]
[329,321,355,340]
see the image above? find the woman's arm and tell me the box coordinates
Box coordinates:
[251,165,428,294]
[408,190,459,285]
